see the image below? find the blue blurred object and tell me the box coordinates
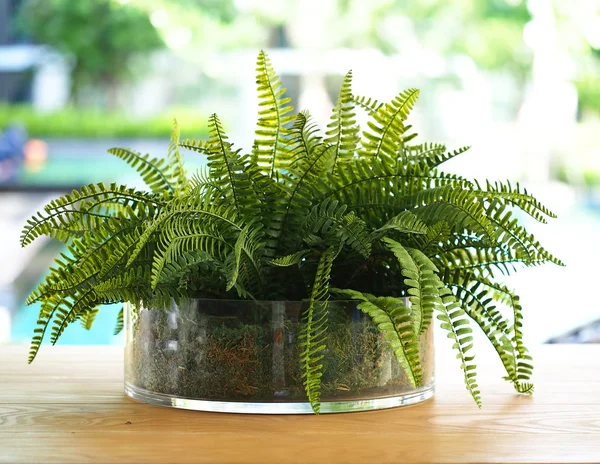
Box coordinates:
[0,124,27,183]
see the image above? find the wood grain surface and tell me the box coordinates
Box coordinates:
[1,344,599,464]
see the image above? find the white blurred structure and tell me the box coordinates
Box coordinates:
[0,45,70,111]
[31,50,71,111]
[0,306,9,343]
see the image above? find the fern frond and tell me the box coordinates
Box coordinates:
[435,246,548,278]
[185,114,261,219]
[325,72,359,167]
[157,250,223,286]
[410,143,471,170]
[79,307,100,330]
[487,203,564,266]
[97,225,144,279]
[358,88,420,161]
[299,247,336,413]
[479,180,557,223]
[437,287,482,407]
[331,288,422,388]
[224,224,264,292]
[383,238,441,335]
[114,307,124,335]
[151,223,231,289]
[408,185,496,239]
[94,267,179,309]
[20,183,159,246]
[444,270,534,394]
[316,160,473,222]
[406,248,443,335]
[50,289,98,345]
[303,198,371,258]
[479,278,534,393]
[413,220,451,251]
[447,274,515,371]
[253,50,294,177]
[28,295,65,363]
[187,166,225,197]
[168,119,188,193]
[107,147,175,194]
[269,250,311,267]
[179,138,212,155]
[372,210,428,240]
[505,292,533,389]
[127,195,241,267]
[277,136,336,249]
[26,218,144,307]
[282,111,324,173]
[353,95,384,115]
[205,116,243,207]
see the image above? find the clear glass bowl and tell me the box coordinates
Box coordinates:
[124,299,434,414]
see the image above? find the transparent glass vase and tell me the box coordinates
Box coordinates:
[124,299,434,414]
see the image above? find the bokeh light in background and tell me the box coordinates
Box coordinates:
[0,0,598,346]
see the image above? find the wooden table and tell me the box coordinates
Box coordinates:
[1,344,599,463]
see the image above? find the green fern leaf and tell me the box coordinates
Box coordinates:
[353,95,384,115]
[479,180,557,223]
[372,210,428,239]
[437,287,482,407]
[358,88,420,162]
[331,288,423,388]
[79,307,100,330]
[315,160,474,227]
[406,247,443,335]
[408,185,497,239]
[269,250,311,267]
[28,295,65,363]
[168,119,188,193]
[383,238,441,335]
[412,220,451,252]
[487,203,564,266]
[50,289,99,345]
[277,114,336,249]
[303,198,371,258]
[410,143,471,170]
[435,246,548,278]
[445,270,534,395]
[127,195,241,267]
[157,251,223,287]
[299,246,337,414]
[223,224,264,293]
[253,50,294,177]
[20,183,159,246]
[325,71,359,167]
[114,307,124,335]
[183,114,262,220]
[107,147,175,194]
[151,223,230,289]
[281,111,324,173]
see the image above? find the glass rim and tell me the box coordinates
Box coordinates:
[128,297,366,305]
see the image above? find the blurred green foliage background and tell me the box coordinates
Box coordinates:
[1,0,599,347]
[8,0,600,115]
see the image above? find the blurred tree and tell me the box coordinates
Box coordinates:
[245,0,534,119]
[15,0,164,106]
[121,0,261,51]
[294,0,532,87]
[550,0,600,119]
[576,72,600,117]
[150,0,237,23]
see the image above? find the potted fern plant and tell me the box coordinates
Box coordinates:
[21,51,562,414]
